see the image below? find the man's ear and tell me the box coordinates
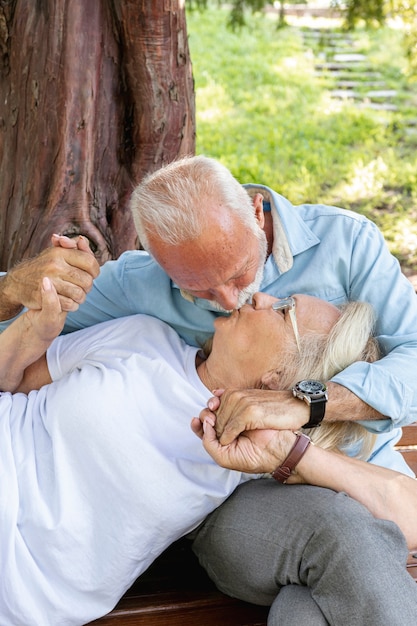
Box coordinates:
[261,368,285,390]
[253,193,265,228]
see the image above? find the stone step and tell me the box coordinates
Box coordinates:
[330,89,361,99]
[330,89,399,102]
[358,102,399,111]
[315,62,376,72]
[335,80,387,89]
[330,48,363,54]
[365,89,398,98]
[333,53,367,62]
[302,30,354,41]
[317,70,384,81]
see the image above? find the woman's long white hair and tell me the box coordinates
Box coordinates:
[266,300,379,460]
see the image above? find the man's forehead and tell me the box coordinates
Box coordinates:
[150,224,256,287]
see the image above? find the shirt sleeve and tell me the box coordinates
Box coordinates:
[331,218,417,431]
[62,252,148,333]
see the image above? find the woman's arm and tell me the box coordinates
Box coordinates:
[0,277,66,393]
[295,443,417,550]
[195,417,417,550]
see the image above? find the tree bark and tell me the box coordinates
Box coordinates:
[0,0,195,268]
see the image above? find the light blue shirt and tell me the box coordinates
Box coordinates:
[2,185,417,474]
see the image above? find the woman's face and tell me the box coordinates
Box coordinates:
[209,292,341,388]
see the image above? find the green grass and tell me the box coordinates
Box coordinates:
[186,6,417,273]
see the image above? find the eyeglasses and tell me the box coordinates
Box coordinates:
[272,296,295,313]
[272,297,301,352]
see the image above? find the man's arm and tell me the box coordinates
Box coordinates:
[199,385,384,447]
[0,235,99,321]
[335,219,417,429]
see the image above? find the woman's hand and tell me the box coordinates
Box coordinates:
[24,276,67,344]
[0,277,65,393]
[192,413,298,475]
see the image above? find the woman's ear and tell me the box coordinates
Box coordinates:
[261,368,285,390]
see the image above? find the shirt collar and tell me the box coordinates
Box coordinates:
[243,183,294,273]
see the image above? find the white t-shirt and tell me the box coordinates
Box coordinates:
[0,315,253,625]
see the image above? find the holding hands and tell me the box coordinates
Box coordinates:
[193,412,300,478]
[0,235,96,393]
[0,275,65,393]
[191,389,305,481]
[0,234,99,319]
[196,387,309,445]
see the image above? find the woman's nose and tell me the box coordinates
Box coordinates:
[251,292,277,309]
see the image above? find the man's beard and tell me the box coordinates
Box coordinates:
[209,232,268,313]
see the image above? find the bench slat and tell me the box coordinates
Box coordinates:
[397,423,417,447]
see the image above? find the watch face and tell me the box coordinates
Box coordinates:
[298,379,325,394]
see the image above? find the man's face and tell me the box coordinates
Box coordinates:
[148,209,268,312]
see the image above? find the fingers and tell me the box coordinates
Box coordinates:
[75,236,94,255]
[198,406,217,424]
[3,239,100,317]
[41,276,58,301]
[207,394,222,411]
[51,234,95,257]
[190,417,204,439]
[215,390,257,445]
[41,248,99,307]
[51,234,78,249]
[201,418,223,459]
[24,276,68,343]
[38,242,99,306]
[40,276,66,321]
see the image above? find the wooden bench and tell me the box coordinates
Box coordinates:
[89,424,417,625]
[396,423,417,584]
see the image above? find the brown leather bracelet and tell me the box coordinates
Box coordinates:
[271,433,311,483]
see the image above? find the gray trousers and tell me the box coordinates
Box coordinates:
[191,479,417,625]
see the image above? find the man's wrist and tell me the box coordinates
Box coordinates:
[324,382,384,422]
[0,274,24,321]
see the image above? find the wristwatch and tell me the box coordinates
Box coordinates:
[292,379,328,428]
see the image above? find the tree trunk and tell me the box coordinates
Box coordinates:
[0,0,195,268]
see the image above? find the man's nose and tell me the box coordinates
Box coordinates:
[212,284,240,310]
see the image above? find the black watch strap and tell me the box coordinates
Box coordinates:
[302,398,327,429]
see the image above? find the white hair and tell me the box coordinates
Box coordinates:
[130,155,260,249]
[268,301,379,460]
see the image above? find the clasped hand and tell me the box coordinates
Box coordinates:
[3,234,99,314]
[191,388,308,479]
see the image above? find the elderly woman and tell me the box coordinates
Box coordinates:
[0,280,416,625]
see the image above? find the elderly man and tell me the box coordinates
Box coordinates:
[1,155,417,624]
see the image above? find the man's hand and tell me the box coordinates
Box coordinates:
[198,388,309,445]
[0,234,99,320]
